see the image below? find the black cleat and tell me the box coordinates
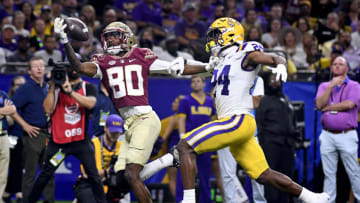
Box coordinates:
[169,146,180,168]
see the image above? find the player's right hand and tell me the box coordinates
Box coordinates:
[54,18,68,44]
[169,57,185,76]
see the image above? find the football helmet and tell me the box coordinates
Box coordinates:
[205,17,244,56]
[101,22,136,55]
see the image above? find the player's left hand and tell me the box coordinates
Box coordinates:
[54,17,68,44]
[268,64,287,82]
[169,57,185,76]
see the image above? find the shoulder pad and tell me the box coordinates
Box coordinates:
[237,41,264,53]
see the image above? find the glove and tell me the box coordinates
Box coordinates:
[151,137,164,157]
[267,64,287,82]
[169,57,185,76]
[54,18,68,44]
[205,56,220,73]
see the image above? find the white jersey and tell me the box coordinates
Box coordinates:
[211,41,264,118]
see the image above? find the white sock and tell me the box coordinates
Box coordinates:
[298,187,314,202]
[183,189,195,202]
[139,153,174,180]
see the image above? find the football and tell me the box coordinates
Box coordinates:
[63,17,89,41]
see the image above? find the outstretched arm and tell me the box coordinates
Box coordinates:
[54,17,98,77]
[247,51,287,82]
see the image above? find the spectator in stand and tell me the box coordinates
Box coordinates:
[241,9,263,38]
[93,7,117,41]
[113,0,139,20]
[29,18,46,52]
[6,33,32,73]
[197,0,215,25]
[160,0,180,35]
[302,33,320,67]
[297,0,317,29]
[34,35,63,66]
[261,18,281,49]
[0,24,17,54]
[62,0,79,17]
[246,26,262,42]
[2,76,25,203]
[337,30,360,70]
[11,56,55,203]
[0,90,16,203]
[153,34,194,62]
[275,26,308,69]
[296,17,313,35]
[344,0,359,32]
[224,0,242,21]
[79,5,100,33]
[0,0,18,23]
[79,31,102,61]
[269,4,289,28]
[13,11,29,37]
[315,12,339,45]
[51,0,66,19]
[174,2,207,61]
[351,23,360,49]
[311,0,337,19]
[132,0,162,29]
[30,5,53,37]
[20,1,36,31]
[132,0,166,41]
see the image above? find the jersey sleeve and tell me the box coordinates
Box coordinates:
[252,76,264,96]
[238,41,264,54]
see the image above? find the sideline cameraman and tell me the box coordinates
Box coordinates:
[28,67,106,203]
[75,114,130,203]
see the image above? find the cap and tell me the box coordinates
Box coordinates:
[182,2,196,13]
[299,0,311,8]
[331,44,343,54]
[2,24,16,32]
[106,114,124,134]
[41,5,51,13]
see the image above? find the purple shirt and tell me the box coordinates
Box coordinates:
[132,1,162,26]
[316,78,360,130]
[178,93,216,132]
[174,20,206,41]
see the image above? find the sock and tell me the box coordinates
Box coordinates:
[183,189,195,202]
[139,153,174,180]
[298,187,314,202]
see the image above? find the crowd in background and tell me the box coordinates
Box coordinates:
[0,0,358,81]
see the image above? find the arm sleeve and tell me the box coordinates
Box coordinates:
[149,59,170,74]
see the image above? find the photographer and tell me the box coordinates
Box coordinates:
[75,114,130,203]
[28,65,106,203]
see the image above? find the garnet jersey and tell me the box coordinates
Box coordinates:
[91,47,158,111]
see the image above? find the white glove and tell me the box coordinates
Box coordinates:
[54,18,68,44]
[267,64,287,82]
[169,57,185,76]
[205,56,220,73]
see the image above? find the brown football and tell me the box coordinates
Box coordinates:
[63,17,89,41]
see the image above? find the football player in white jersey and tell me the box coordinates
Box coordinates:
[169,17,330,203]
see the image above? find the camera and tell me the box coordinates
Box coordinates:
[48,59,71,86]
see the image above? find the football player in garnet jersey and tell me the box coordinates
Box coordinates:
[54,18,210,202]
